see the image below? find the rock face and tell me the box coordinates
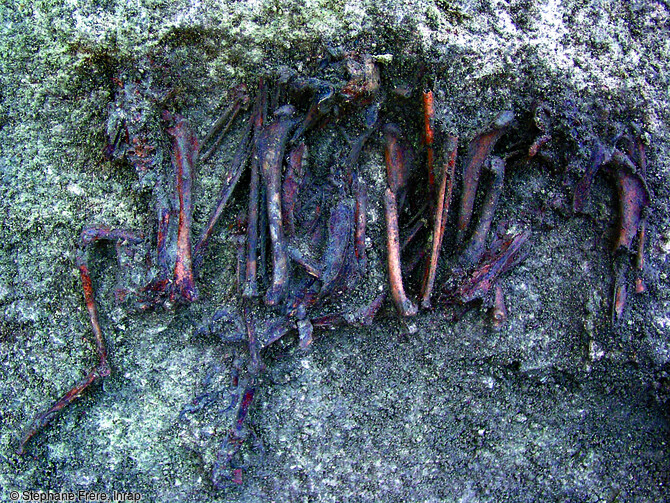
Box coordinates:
[1,1,669,501]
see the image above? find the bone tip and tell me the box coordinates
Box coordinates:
[491,310,507,330]
[171,282,199,304]
[494,110,515,128]
[401,299,418,317]
[274,104,296,118]
[635,277,646,294]
[264,284,287,307]
[383,123,401,137]
[490,156,506,173]
[242,283,259,299]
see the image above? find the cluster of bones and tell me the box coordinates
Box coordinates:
[19,54,650,486]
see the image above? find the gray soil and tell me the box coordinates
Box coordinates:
[1,1,669,501]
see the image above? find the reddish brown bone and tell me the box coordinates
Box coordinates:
[490,283,507,330]
[610,150,650,253]
[460,156,506,268]
[258,106,298,306]
[384,188,418,317]
[635,216,647,294]
[457,111,514,242]
[353,172,368,273]
[167,115,199,303]
[612,257,629,324]
[19,227,142,454]
[423,90,436,206]
[383,124,417,317]
[319,197,355,299]
[456,229,530,304]
[192,108,255,270]
[421,135,458,308]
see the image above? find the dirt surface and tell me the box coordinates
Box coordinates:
[1,1,669,501]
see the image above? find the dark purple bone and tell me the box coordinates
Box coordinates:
[257,106,298,306]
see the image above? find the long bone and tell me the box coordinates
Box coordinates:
[456,111,514,243]
[421,134,458,308]
[459,156,506,269]
[19,228,143,454]
[573,139,651,323]
[242,80,268,298]
[383,123,418,317]
[257,105,298,306]
[166,114,199,303]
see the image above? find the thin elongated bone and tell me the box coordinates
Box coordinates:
[258,106,298,306]
[212,382,257,488]
[199,84,249,163]
[167,115,199,303]
[457,111,514,242]
[155,206,173,282]
[610,149,650,253]
[192,113,254,270]
[244,304,261,374]
[574,137,651,321]
[383,124,417,317]
[460,156,506,268]
[456,229,530,304]
[490,283,507,330]
[635,216,647,294]
[384,124,412,195]
[282,142,307,237]
[345,129,376,274]
[612,257,629,324]
[242,82,268,298]
[423,90,436,205]
[19,228,142,454]
[384,188,418,317]
[353,173,368,273]
[421,135,457,308]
